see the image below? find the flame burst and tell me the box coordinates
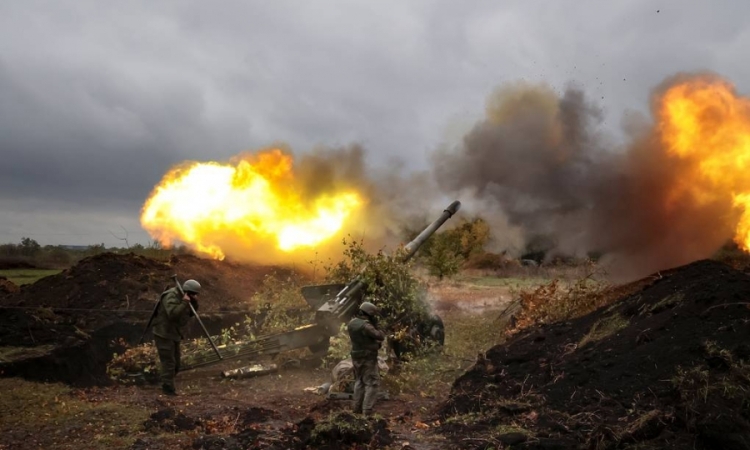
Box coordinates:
[658,76,750,250]
[140,149,364,258]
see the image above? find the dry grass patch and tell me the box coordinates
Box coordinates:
[578,313,629,348]
[383,309,507,398]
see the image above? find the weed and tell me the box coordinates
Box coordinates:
[383,309,505,397]
[309,411,373,445]
[647,293,684,314]
[29,306,60,323]
[509,264,613,332]
[670,344,750,428]
[494,423,532,436]
[0,344,57,363]
[578,313,629,348]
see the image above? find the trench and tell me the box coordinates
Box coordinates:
[0,312,263,387]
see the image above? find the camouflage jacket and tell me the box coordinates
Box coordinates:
[347,316,385,359]
[152,287,192,341]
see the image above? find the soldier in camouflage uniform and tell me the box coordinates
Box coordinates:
[152,279,201,396]
[347,301,385,416]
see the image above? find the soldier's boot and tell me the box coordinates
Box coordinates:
[363,409,373,417]
[161,383,177,396]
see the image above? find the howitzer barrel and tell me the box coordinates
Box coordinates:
[312,200,461,332]
[172,201,462,374]
[401,200,461,261]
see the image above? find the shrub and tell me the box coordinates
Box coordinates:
[509,262,613,331]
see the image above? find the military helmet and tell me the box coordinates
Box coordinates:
[359,301,379,316]
[182,279,201,294]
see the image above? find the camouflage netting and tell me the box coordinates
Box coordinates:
[323,238,441,357]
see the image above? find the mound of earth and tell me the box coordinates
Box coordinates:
[439,259,750,449]
[288,413,394,449]
[0,276,18,294]
[135,407,390,450]
[1,252,297,311]
[0,252,305,386]
[0,258,37,270]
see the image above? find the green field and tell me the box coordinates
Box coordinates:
[0,269,62,286]
[460,275,550,288]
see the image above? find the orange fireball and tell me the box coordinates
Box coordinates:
[140,148,364,258]
[658,76,750,250]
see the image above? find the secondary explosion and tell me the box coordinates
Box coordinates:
[141,148,365,260]
[434,73,750,278]
[660,79,750,250]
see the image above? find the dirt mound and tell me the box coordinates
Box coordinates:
[440,259,750,449]
[1,252,296,312]
[0,252,305,386]
[0,276,18,294]
[0,253,172,311]
[286,413,394,449]
[138,407,393,450]
[0,258,37,270]
[144,408,199,433]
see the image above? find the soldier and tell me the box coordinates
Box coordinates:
[152,279,201,396]
[347,301,385,416]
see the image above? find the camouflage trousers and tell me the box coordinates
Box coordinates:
[154,335,182,389]
[352,357,380,415]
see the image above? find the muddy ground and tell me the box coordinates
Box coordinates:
[0,276,19,294]
[1,254,749,449]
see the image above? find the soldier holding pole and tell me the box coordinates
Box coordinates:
[151,279,202,396]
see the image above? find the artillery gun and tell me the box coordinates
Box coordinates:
[177,200,461,374]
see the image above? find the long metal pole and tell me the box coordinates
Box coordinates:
[137,299,161,345]
[172,274,223,361]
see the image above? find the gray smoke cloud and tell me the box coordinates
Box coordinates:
[432,75,742,280]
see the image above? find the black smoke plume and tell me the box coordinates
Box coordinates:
[432,76,741,280]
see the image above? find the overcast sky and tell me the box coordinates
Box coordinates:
[1,0,749,247]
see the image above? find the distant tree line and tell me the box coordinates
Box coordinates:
[402,216,603,280]
[2,213,614,277]
[0,237,193,269]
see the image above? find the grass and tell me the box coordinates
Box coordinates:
[0,345,57,363]
[383,308,508,398]
[647,292,684,314]
[0,269,62,285]
[578,313,629,348]
[456,276,551,289]
[495,423,532,436]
